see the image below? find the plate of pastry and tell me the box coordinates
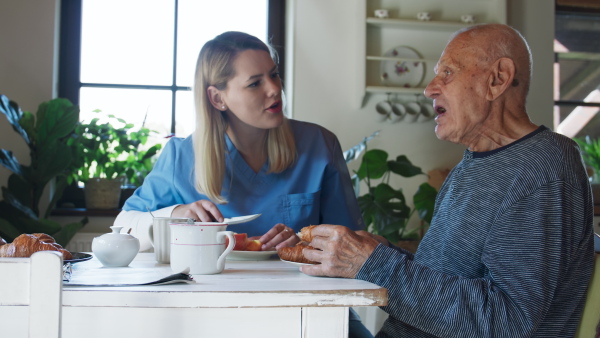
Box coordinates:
[380,46,425,88]
[227,250,277,261]
[65,252,93,264]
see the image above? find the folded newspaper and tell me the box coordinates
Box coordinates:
[63,264,194,286]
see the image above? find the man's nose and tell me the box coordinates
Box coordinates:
[424,77,440,99]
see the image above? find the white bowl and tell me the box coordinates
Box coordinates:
[92,226,140,267]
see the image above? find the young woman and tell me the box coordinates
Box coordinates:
[114,31,363,252]
[114,31,371,338]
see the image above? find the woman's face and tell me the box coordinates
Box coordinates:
[219,49,283,131]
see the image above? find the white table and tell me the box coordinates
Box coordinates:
[59,253,387,338]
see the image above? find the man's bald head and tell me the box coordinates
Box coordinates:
[450,24,532,96]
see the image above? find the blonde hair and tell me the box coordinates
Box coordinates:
[193,31,296,204]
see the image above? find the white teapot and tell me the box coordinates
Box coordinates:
[92,226,140,267]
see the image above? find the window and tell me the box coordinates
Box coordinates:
[554,2,600,139]
[59,0,285,139]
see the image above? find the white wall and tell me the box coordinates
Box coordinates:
[0,0,555,234]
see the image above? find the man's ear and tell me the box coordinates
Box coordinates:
[486,57,516,101]
[207,86,225,111]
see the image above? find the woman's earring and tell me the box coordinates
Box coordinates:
[221,105,226,110]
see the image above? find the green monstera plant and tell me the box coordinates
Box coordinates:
[345,132,437,243]
[0,95,88,246]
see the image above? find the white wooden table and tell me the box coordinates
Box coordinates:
[58,253,387,338]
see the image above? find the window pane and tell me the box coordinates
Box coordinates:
[79,87,173,146]
[175,90,195,138]
[176,0,268,87]
[81,0,175,85]
[556,54,600,103]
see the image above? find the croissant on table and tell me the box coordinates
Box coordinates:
[0,233,73,260]
[278,242,319,264]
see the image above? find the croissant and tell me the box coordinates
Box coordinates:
[0,233,73,260]
[278,242,319,264]
[300,225,318,242]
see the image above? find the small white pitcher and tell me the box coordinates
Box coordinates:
[170,222,235,275]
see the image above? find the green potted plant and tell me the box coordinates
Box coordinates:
[345,133,437,252]
[66,111,162,210]
[574,136,600,204]
[0,94,88,246]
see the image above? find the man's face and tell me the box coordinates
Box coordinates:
[424,34,492,147]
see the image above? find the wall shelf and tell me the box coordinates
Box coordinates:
[357,0,507,107]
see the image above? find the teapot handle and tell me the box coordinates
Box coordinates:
[216,231,235,270]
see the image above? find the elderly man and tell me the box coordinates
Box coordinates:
[302,24,595,337]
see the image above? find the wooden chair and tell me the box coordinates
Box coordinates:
[575,251,600,338]
[0,251,64,338]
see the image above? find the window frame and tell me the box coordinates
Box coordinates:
[58,0,286,134]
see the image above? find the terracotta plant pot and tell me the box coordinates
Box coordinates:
[84,178,123,210]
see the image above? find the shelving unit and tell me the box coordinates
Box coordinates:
[357,0,507,107]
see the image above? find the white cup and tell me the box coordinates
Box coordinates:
[405,102,422,123]
[148,217,190,263]
[390,103,406,123]
[375,101,392,122]
[418,103,436,122]
[374,9,389,18]
[417,12,431,21]
[170,222,235,275]
[461,14,475,24]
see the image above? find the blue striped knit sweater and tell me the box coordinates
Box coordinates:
[356,126,595,337]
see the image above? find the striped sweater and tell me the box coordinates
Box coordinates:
[356,126,595,337]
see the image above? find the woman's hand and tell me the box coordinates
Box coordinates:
[259,223,300,250]
[172,200,224,222]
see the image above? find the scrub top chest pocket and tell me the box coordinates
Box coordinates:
[280,191,321,227]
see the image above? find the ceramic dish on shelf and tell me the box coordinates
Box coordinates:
[280,259,317,266]
[380,46,425,88]
[226,250,277,261]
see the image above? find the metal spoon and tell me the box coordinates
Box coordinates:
[146,206,156,218]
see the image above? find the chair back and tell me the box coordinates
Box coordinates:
[0,251,63,337]
[575,252,600,338]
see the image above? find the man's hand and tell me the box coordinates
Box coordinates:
[300,225,380,278]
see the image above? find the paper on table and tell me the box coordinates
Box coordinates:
[63,267,194,287]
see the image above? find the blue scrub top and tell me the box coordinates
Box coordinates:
[123,120,364,236]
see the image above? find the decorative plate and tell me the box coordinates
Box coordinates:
[226,250,277,261]
[65,252,93,264]
[380,46,425,88]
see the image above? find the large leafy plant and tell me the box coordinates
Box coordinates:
[575,136,600,182]
[346,133,437,243]
[0,95,88,246]
[67,111,162,187]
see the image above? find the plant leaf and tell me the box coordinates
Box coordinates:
[357,149,389,179]
[51,217,88,247]
[0,217,24,242]
[0,149,25,176]
[413,183,438,224]
[0,95,30,144]
[36,98,79,145]
[388,155,424,177]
